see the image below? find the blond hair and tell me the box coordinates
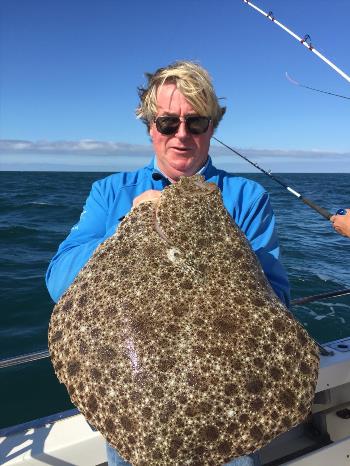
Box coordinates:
[136,61,226,130]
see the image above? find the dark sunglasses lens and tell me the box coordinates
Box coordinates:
[186,117,210,134]
[156,117,179,135]
[155,116,210,135]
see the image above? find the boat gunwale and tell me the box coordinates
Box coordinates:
[0,408,79,438]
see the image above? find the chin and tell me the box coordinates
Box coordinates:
[173,163,196,176]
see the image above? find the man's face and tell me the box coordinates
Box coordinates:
[149,83,213,181]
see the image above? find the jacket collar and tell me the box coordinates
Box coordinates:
[145,155,217,181]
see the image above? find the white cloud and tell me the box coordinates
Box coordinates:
[0,139,154,155]
[1,139,349,172]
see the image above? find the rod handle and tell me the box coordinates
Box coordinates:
[301,196,332,220]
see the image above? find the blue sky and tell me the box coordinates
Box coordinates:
[1,0,349,172]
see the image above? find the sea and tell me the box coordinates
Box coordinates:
[0,171,349,430]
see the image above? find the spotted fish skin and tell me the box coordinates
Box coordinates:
[48,175,319,466]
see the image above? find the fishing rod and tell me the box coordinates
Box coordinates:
[291,288,350,306]
[243,0,350,83]
[286,73,350,100]
[212,136,332,220]
[292,288,350,357]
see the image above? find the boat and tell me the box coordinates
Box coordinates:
[1,327,350,466]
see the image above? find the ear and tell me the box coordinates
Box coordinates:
[149,122,155,140]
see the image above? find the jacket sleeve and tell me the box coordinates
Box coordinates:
[240,192,290,308]
[46,180,117,303]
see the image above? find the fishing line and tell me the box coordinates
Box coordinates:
[286,73,350,100]
[243,0,350,83]
[212,136,332,220]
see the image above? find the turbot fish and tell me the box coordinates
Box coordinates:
[48,175,319,466]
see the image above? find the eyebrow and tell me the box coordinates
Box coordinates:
[158,112,200,117]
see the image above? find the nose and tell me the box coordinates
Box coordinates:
[175,120,190,139]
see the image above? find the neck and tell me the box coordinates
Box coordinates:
[155,157,209,183]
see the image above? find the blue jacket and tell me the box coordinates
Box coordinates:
[46,157,290,306]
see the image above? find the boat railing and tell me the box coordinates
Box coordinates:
[0,349,49,369]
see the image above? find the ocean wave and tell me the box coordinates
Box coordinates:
[0,225,40,240]
[31,201,50,205]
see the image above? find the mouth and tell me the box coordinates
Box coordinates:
[171,146,192,153]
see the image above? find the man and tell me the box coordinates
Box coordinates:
[46,61,290,466]
[331,209,350,237]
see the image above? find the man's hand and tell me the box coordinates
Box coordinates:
[330,209,350,238]
[132,190,161,207]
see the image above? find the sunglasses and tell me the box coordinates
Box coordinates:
[154,115,211,135]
